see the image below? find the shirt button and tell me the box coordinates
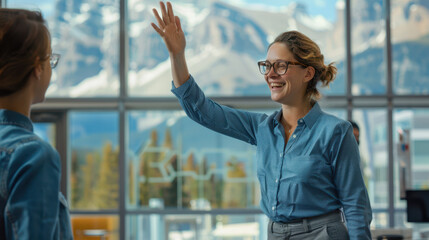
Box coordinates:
[299,119,303,123]
[293,134,296,138]
[280,153,283,157]
[275,179,278,183]
[272,206,275,211]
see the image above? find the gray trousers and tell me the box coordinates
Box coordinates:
[267,210,350,240]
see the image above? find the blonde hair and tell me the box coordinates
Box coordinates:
[269,31,337,100]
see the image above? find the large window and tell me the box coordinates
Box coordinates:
[127,111,259,210]
[69,112,119,210]
[127,0,344,96]
[391,0,429,94]
[8,0,120,97]
[7,0,429,239]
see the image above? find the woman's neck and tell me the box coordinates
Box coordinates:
[281,100,313,130]
[0,88,32,117]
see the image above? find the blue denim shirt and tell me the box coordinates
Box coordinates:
[172,76,372,240]
[0,109,73,240]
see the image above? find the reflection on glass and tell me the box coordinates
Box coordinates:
[394,109,429,210]
[8,0,120,97]
[127,214,267,240]
[391,0,429,94]
[351,0,386,95]
[352,109,388,210]
[69,112,119,210]
[71,215,119,240]
[127,111,259,209]
[128,0,344,96]
[33,122,56,148]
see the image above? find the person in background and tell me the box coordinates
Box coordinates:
[151,1,372,239]
[349,120,360,145]
[0,8,73,240]
[349,120,371,188]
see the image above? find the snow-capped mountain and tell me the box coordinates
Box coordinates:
[46,0,429,97]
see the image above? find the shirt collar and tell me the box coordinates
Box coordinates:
[0,109,34,132]
[302,101,322,129]
[274,102,322,129]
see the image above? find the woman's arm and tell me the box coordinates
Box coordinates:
[330,122,372,240]
[172,76,265,145]
[151,1,190,87]
[6,141,61,240]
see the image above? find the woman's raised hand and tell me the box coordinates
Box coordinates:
[151,1,186,55]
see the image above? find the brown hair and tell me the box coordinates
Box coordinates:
[0,9,50,97]
[269,30,337,100]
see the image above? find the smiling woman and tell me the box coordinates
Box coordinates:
[151,1,371,239]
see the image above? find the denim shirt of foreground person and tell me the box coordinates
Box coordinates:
[172,76,373,240]
[0,109,73,240]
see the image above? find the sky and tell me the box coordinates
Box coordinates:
[221,0,340,22]
[7,0,56,17]
[7,0,341,22]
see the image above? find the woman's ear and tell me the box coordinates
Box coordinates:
[32,63,42,81]
[304,66,315,83]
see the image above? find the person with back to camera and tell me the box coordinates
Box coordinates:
[0,8,73,239]
[151,1,372,239]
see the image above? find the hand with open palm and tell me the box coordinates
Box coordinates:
[151,1,186,56]
[151,1,190,86]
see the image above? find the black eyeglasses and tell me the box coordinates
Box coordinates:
[50,53,61,69]
[257,60,307,75]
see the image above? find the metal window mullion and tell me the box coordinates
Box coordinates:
[58,112,68,199]
[345,0,353,121]
[119,0,129,238]
[384,0,395,228]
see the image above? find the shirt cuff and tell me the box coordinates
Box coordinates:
[171,75,195,99]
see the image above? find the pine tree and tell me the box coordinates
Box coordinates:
[94,142,119,209]
[79,152,99,209]
[70,150,81,208]
[159,128,179,207]
[139,130,160,206]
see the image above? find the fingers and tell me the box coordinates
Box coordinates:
[151,22,164,37]
[167,2,175,24]
[152,8,165,29]
[160,1,170,25]
[152,1,178,37]
[175,16,182,32]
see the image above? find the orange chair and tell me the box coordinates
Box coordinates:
[71,216,118,240]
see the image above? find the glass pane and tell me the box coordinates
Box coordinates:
[394,109,429,211]
[71,215,119,240]
[33,122,56,148]
[127,111,259,210]
[395,211,429,239]
[324,108,346,120]
[128,0,344,97]
[351,0,386,95]
[391,0,429,94]
[127,214,267,240]
[69,112,119,210]
[352,109,388,211]
[7,0,120,97]
[372,211,389,229]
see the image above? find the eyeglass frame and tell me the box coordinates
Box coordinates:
[257,60,307,75]
[49,53,61,69]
